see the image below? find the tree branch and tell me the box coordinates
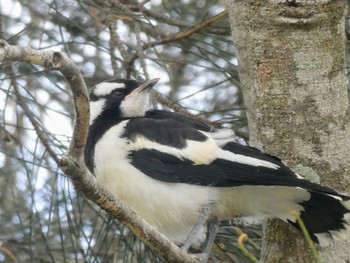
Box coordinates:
[0,39,198,263]
[90,0,190,27]
[6,65,61,165]
[152,90,221,128]
[0,39,89,159]
[60,156,198,263]
[126,10,229,68]
[0,246,18,263]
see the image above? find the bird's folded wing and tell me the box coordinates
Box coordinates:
[145,110,212,132]
[124,116,341,196]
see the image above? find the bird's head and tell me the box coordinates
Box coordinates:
[89,78,159,124]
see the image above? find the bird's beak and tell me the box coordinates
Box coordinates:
[125,78,160,100]
[125,78,159,99]
[138,78,160,93]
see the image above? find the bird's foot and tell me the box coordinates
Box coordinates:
[181,203,214,251]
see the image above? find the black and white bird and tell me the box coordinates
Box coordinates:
[84,78,350,249]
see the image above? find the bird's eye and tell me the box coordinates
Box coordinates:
[113,90,123,97]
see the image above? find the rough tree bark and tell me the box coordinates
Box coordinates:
[227,0,350,262]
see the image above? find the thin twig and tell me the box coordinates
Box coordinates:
[126,10,228,67]
[290,211,321,262]
[149,10,228,47]
[107,18,134,77]
[136,3,189,27]
[0,40,199,263]
[152,90,221,128]
[135,22,149,80]
[91,0,189,27]
[107,16,122,78]
[0,39,89,159]
[60,155,199,263]
[6,65,61,165]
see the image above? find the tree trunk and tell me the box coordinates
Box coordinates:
[226,0,350,262]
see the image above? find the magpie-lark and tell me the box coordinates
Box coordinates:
[84,78,350,249]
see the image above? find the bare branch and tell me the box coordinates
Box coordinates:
[90,0,189,27]
[152,90,221,128]
[107,16,122,78]
[6,65,61,165]
[135,21,149,80]
[126,10,229,67]
[0,246,18,263]
[60,156,198,263]
[0,39,199,263]
[107,17,131,77]
[149,10,228,47]
[0,39,89,159]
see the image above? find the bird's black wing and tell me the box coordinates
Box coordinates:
[123,116,208,148]
[129,148,342,197]
[124,115,341,196]
[145,110,212,132]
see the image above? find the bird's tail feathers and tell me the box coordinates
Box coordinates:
[287,191,350,246]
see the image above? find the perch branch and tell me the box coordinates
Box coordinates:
[0,39,89,158]
[0,39,198,263]
[6,65,61,165]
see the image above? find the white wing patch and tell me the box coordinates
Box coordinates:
[127,130,280,169]
[127,134,218,165]
[94,82,125,96]
[217,149,280,169]
[204,128,278,168]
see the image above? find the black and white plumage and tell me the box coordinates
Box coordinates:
[84,78,350,248]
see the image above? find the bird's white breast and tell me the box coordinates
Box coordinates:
[93,121,314,247]
[93,120,217,246]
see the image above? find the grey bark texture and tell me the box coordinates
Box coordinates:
[226,0,350,262]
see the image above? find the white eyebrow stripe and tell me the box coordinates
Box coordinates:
[94,82,126,96]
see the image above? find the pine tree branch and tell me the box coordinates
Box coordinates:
[0,39,89,159]
[126,10,229,67]
[0,39,199,263]
[6,65,61,165]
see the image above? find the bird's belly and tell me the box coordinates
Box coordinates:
[94,153,216,246]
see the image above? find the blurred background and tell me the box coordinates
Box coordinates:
[1,0,349,262]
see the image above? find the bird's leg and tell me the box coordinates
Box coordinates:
[201,217,219,261]
[188,216,219,263]
[181,203,215,251]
